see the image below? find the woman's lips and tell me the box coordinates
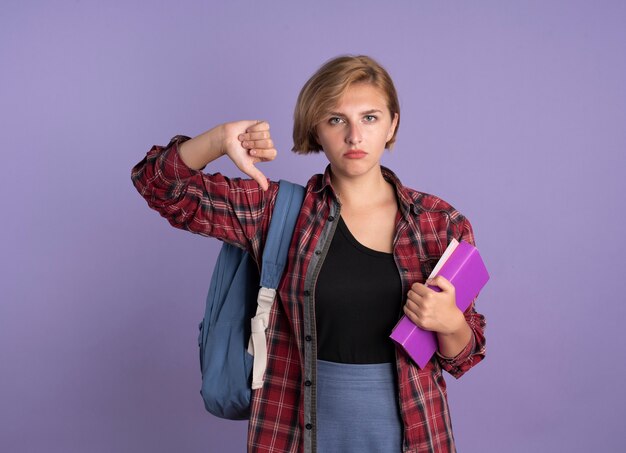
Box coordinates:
[344,150,367,159]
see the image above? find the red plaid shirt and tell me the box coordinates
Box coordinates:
[132,136,486,453]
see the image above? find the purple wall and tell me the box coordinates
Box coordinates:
[2,1,625,452]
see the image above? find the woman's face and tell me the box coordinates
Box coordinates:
[316,83,398,180]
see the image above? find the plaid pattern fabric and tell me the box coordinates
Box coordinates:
[132,136,486,453]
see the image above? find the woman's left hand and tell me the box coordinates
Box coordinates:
[403,276,466,335]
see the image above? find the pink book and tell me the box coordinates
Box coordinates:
[390,239,489,368]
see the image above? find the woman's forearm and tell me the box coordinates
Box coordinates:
[436,313,473,358]
[178,125,225,170]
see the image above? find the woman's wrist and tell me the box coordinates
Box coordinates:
[438,309,467,336]
[436,314,472,358]
[179,125,226,170]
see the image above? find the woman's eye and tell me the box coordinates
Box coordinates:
[328,117,344,125]
[364,115,377,122]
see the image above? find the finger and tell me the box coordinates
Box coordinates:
[244,165,269,191]
[426,275,455,293]
[249,147,277,161]
[246,120,270,133]
[242,138,274,150]
[403,305,423,327]
[405,297,427,319]
[410,283,432,297]
[406,289,420,303]
[238,131,271,141]
[404,297,418,311]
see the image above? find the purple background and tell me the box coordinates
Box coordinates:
[2,1,625,452]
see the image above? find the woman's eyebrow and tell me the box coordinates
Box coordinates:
[361,109,383,115]
[327,109,383,116]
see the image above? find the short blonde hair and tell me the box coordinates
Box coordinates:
[292,55,400,154]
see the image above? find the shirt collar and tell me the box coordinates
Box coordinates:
[308,165,417,220]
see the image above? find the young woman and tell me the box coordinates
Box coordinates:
[132,55,486,453]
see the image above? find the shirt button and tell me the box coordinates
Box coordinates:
[305,335,312,341]
[305,423,313,430]
[304,380,312,386]
[315,250,321,255]
[328,215,335,221]
[304,290,310,297]
[402,268,408,274]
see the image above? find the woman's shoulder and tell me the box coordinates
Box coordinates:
[399,184,469,229]
[402,187,474,246]
[409,188,457,214]
[383,167,466,220]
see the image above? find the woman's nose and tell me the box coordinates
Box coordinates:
[346,123,363,145]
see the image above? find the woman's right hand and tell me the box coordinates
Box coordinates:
[220,120,277,191]
[179,120,277,191]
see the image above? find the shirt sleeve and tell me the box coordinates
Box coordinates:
[131,135,278,256]
[436,216,487,378]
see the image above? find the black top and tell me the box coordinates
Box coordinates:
[315,217,403,363]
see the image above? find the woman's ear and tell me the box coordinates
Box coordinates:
[387,112,399,142]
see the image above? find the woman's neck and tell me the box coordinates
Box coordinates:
[329,165,394,209]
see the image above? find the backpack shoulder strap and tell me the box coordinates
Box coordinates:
[260,180,306,289]
[249,180,305,389]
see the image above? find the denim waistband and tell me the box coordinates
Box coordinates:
[316,359,396,383]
